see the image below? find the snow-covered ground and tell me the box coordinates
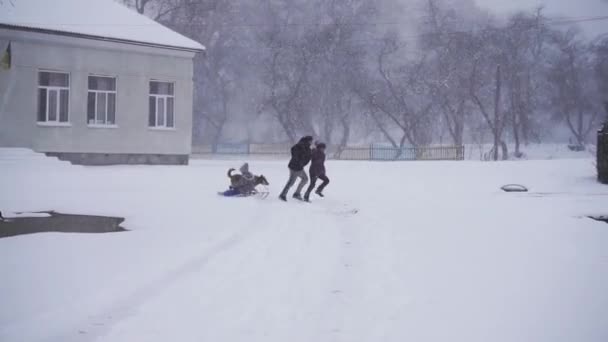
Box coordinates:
[1,149,607,342]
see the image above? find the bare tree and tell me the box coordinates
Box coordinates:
[418,0,479,146]
[258,11,317,143]
[311,0,375,155]
[258,0,374,143]
[121,0,153,14]
[122,0,604,149]
[547,30,601,147]
[356,33,435,152]
[468,23,510,160]
[498,9,550,157]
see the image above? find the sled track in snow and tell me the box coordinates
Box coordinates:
[50,225,266,342]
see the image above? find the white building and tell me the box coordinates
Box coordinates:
[0,0,204,165]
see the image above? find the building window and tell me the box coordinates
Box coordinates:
[149,81,174,128]
[88,76,117,125]
[38,71,69,123]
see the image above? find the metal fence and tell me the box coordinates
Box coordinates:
[192,143,465,161]
[598,123,608,184]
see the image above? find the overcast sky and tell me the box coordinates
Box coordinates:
[476,0,608,37]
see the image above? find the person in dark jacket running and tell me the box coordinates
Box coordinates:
[279,136,313,201]
[304,142,330,202]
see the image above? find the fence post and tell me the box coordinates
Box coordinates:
[598,122,608,184]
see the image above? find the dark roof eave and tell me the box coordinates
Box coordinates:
[0,23,205,53]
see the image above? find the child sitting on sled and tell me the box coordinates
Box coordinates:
[220,163,269,197]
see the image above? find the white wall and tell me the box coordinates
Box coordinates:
[0,28,197,155]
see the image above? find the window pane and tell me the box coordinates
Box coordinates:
[48,90,58,121]
[149,81,173,95]
[167,97,174,127]
[39,72,69,87]
[96,92,107,124]
[89,76,116,91]
[39,72,50,86]
[38,88,47,121]
[88,76,96,90]
[59,89,69,122]
[149,96,156,126]
[157,97,165,126]
[108,78,116,91]
[149,81,158,94]
[107,93,116,125]
[87,92,96,124]
[51,72,69,87]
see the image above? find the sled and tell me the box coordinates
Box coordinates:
[218,185,270,199]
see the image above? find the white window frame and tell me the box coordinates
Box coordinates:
[37,70,70,126]
[87,75,118,128]
[149,80,175,130]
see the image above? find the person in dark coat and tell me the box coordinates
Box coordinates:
[279,136,313,201]
[304,142,330,201]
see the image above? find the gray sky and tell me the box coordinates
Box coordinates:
[475,0,608,37]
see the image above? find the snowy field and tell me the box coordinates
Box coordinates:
[1,149,607,342]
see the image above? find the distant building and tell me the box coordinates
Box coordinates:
[0,0,204,165]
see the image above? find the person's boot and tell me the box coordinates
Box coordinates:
[293,193,303,201]
[279,194,287,202]
[303,194,311,202]
[315,190,324,197]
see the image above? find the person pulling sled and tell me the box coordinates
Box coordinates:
[304,142,329,202]
[279,136,313,201]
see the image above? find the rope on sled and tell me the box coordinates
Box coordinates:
[253,185,270,200]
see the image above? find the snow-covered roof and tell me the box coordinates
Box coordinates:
[0,0,205,52]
